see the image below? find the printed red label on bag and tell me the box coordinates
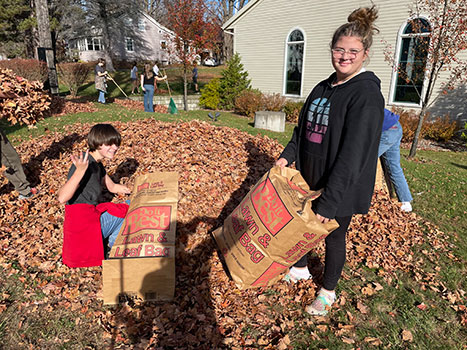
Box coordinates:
[251,178,292,236]
[122,206,171,235]
[251,261,288,287]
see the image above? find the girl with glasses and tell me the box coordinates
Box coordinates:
[276,6,384,316]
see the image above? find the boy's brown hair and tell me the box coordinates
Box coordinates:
[87,124,121,151]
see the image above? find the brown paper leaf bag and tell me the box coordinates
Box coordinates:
[213,166,339,289]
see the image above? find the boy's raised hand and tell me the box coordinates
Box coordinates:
[71,150,89,173]
[114,184,131,195]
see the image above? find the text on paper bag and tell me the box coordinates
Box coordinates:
[252,178,292,236]
[122,206,171,235]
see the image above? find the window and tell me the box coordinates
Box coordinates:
[138,19,145,31]
[160,40,167,50]
[126,38,134,52]
[284,29,305,96]
[77,39,86,51]
[82,37,103,51]
[391,18,431,105]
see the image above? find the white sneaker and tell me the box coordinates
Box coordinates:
[283,266,312,283]
[306,288,336,316]
[400,202,412,212]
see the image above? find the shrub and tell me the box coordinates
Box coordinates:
[219,53,251,110]
[0,58,48,84]
[392,107,458,142]
[460,122,467,146]
[199,78,221,110]
[261,93,286,112]
[424,115,459,142]
[234,89,262,118]
[283,101,304,123]
[57,62,92,97]
[394,108,429,143]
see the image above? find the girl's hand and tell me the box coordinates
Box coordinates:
[316,213,331,224]
[70,151,89,173]
[275,158,288,168]
[142,87,146,92]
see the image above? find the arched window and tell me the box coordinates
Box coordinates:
[285,29,305,96]
[391,18,431,105]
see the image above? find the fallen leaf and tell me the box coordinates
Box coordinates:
[402,330,413,342]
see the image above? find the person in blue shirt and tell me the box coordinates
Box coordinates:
[378,109,413,212]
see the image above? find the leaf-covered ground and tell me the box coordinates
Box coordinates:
[0,119,464,349]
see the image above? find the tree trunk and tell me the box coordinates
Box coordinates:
[183,64,188,112]
[34,0,59,94]
[97,1,116,72]
[409,107,427,158]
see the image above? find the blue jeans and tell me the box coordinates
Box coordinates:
[100,200,130,248]
[98,90,106,103]
[378,121,413,203]
[143,84,154,112]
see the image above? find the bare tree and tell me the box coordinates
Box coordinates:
[209,0,248,61]
[34,0,59,93]
[81,0,142,71]
[385,0,467,157]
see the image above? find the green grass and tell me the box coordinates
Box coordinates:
[62,65,225,98]
[400,149,467,259]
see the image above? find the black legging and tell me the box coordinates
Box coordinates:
[294,215,352,290]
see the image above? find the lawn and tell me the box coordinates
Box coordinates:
[1,102,466,349]
[64,65,225,98]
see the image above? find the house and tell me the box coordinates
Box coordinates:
[68,12,177,65]
[223,0,467,123]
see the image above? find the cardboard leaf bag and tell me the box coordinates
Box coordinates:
[213,166,339,289]
[103,172,178,304]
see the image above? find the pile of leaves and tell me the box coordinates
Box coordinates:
[0,68,51,126]
[50,96,98,116]
[113,98,168,113]
[0,120,464,349]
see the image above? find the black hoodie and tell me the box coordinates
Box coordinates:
[280,71,384,218]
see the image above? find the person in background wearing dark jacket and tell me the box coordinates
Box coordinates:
[0,90,38,200]
[378,109,413,212]
[141,63,167,112]
[276,6,384,316]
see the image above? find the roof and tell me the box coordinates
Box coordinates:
[222,0,262,31]
[141,12,175,37]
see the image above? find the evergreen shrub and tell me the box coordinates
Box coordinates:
[199,78,221,110]
[219,53,251,110]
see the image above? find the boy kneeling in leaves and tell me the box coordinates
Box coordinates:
[58,124,131,268]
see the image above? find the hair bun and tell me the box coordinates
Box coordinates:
[348,6,379,32]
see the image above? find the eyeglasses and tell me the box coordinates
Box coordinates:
[331,48,364,58]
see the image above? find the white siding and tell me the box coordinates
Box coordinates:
[227,0,466,121]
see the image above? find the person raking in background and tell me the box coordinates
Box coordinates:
[58,124,131,268]
[141,63,167,112]
[378,108,413,212]
[0,90,38,200]
[95,58,108,104]
[192,62,199,92]
[130,61,139,94]
[275,6,384,316]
